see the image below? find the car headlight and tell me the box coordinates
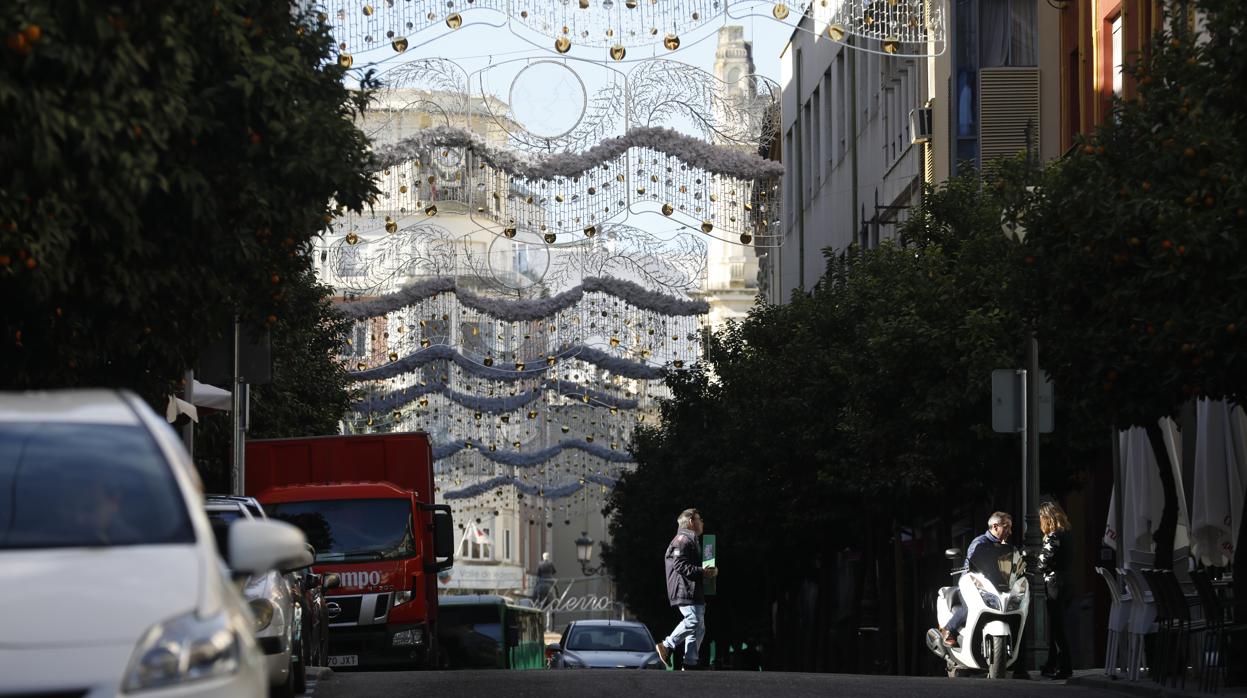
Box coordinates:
[248,599,275,632]
[392,628,424,646]
[392,590,413,607]
[561,654,585,668]
[123,610,241,693]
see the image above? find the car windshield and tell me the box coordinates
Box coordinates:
[0,423,194,549]
[566,626,653,652]
[266,499,414,561]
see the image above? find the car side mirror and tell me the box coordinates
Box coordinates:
[324,573,341,590]
[944,547,963,560]
[228,519,309,576]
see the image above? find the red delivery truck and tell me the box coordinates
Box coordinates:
[246,432,455,670]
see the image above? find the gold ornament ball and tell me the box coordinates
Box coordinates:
[882,36,900,54]
[609,44,626,61]
[701,220,714,234]
[661,203,674,216]
[345,232,360,245]
[663,33,680,50]
[385,220,398,234]
[445,13,462,29]
[583,225,597,238]
[392,37,408,52]
[740,232,753,244]
[424,204,438,217]
[773,3,790,19]
[544,232,557,244]
[555,36,571,53]
[504,226,517,238]
[827,23,846,41]
[338,53,353,68]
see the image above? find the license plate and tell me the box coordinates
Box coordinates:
[328,655,358,667]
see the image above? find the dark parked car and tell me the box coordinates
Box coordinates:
[291,555,337,673]
[546,620,665,669]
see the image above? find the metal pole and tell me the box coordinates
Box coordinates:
[230,316,246,496]
[181,369,195,458]
[1024,335,1046,673]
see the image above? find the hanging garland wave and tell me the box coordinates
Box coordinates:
[348,343,671,382]
[442,472,619,501]
[352,379,640,414]
[335,275,709,321]
[369,125,785,180]
[432,438,634,465]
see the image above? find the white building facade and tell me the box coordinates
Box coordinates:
[772,0,1064,304]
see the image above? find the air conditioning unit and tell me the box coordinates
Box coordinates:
[910,106,933,144]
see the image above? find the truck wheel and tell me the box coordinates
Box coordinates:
[986,636,1008,679]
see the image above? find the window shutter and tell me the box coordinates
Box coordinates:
[978,67,1040,175]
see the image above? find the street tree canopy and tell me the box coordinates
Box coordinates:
[604,171,1029,655]
[0,0,378,401]
[1018,0,1247,567]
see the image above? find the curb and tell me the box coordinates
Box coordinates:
[1067,673,1234,698]
[306,666,334,681]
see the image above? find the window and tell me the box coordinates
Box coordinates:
[823,69,833,169]
[1111,15,1124,97]
[266,498,416,562]
[802,101,812,201]
[504,528,512,561]
[835,54,847,157]
[0,423,194,550]
[457,523,493,561]
[952,0,1039,173]
[342,321,368,358]
[335,244,367,278]
[810,87,822,187]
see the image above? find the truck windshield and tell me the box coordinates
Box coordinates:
[266,498,414,561]
[0,423,194,549]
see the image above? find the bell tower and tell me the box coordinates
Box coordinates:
[713,26,757,105]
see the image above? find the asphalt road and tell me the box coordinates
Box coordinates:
[312,669,1103,698]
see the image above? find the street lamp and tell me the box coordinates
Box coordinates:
[575,531,606,576]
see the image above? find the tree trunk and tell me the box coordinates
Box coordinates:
[893,520,906,675]
[1144,422,1178,569]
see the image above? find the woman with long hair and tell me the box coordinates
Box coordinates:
[1037,500,1073,679]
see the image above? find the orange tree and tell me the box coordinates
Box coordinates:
[0,0,377,401]
[1017,0,1247,572]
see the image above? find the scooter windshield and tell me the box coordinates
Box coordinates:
[969,543,1022,590]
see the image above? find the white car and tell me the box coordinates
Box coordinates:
[205,497,301,696]
[0,390,311,697]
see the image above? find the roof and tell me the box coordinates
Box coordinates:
[566,619,645,628]
[256,481,412,503]
[0,390,141,425]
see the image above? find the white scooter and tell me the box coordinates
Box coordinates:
[926,545,1029,678]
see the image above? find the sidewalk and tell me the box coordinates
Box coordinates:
[1067,668,1247,697]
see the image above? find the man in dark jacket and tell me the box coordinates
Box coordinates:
[655,508,718,669]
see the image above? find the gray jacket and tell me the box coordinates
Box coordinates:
[664,527,705,606]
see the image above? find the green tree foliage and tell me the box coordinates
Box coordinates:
[194,266,354,493]
[0,0,378,401]
[603,171,1029,666]
[1018,0,1247,567]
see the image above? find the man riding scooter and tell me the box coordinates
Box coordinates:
[939,512,1014,647]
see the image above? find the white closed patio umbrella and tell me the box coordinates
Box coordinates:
[1104,418,1190,568]
[1190,399,1247,567]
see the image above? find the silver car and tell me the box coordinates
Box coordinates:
[546,620,666,669]
[206,496,302,697]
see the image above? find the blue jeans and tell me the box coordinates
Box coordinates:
[662,604,705,666]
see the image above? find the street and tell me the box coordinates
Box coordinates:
[311,670,1099,698]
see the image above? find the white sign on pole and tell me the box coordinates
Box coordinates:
[992,369,1054,434]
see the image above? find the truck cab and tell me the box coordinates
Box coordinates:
[247,433,454,669]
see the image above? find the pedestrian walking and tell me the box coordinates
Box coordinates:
[532,552,558,605]
[655,508,718,670]
[1037,500,1073,679]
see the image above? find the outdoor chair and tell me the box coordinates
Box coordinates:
[1118,567,1158,681]
[1146,568,1205,689]
[1096,566,1131,679]
[1190,570,1247,694]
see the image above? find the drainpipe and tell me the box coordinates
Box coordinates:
[795,48,805,291]
[849,38,859,250]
